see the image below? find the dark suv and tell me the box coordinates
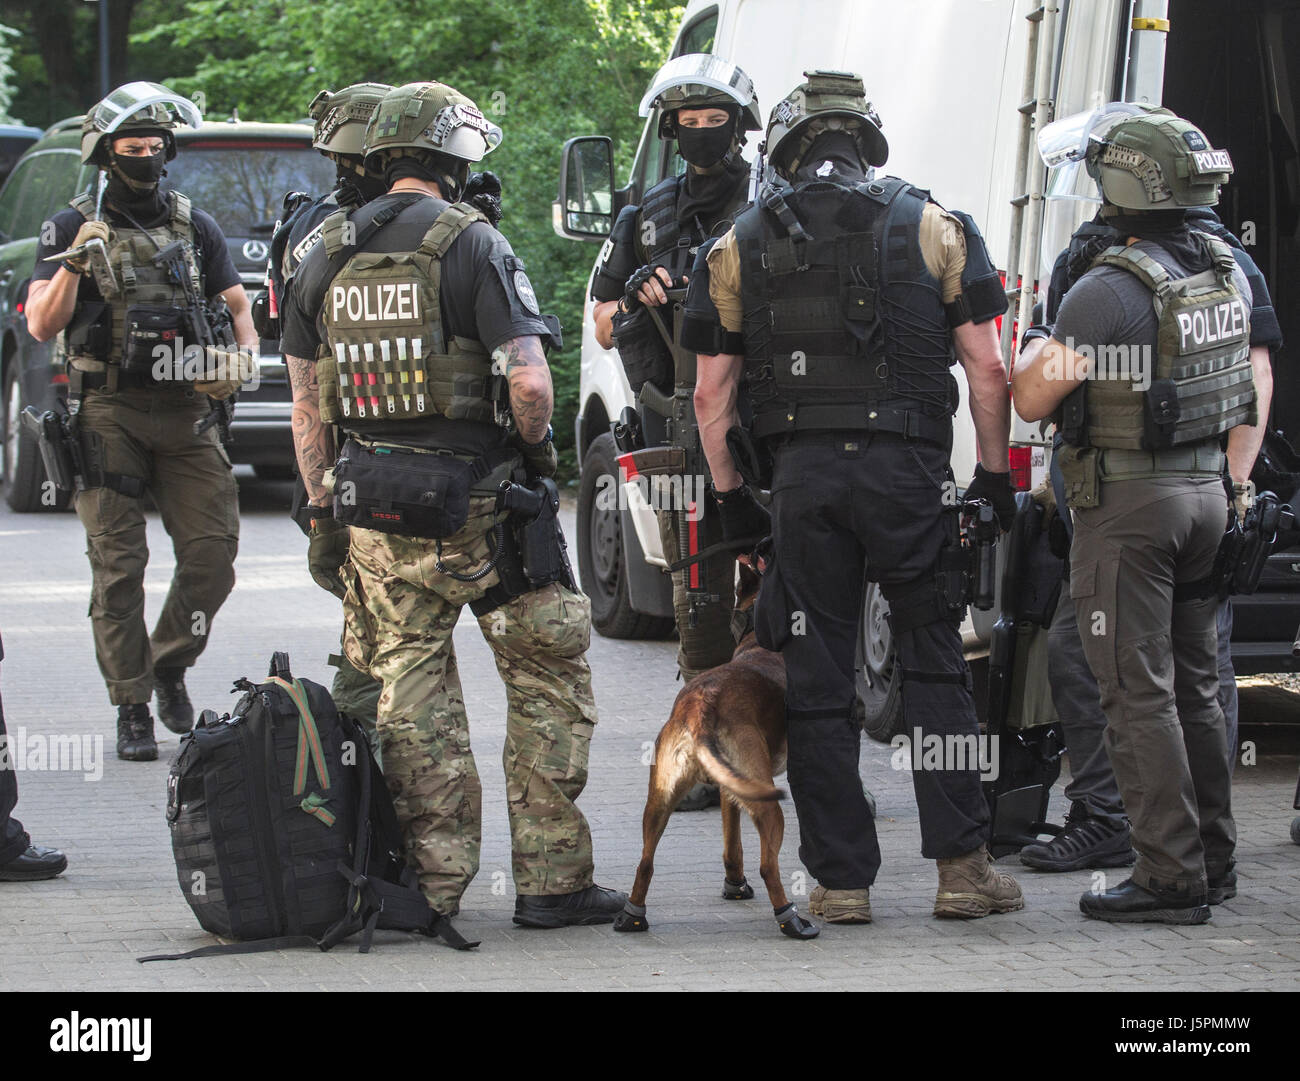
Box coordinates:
[0,116,334,510]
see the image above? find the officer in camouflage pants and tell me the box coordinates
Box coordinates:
[342,497,598,910]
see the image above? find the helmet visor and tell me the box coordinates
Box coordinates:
[638,54,757,117]
[95,82,203,135]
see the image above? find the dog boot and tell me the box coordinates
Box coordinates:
[934,845,1024,918]
[116,703,158,762]
[809,885,872,923]
[154,666,195,735]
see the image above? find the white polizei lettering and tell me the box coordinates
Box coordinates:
[397,282,418,320]
[379,283,396,320]
[1176,311,1193,346]
[345,286,362,323]
[1192,307,1210,344]
[362,284,376,322]
[331,286,347,322]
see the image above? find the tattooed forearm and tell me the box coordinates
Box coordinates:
[494,335,553,443]
[286,354,333,506]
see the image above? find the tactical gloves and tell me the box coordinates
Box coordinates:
[622,265,678,313]
[463,170,503,226]
[965,464,1017,531]
[711,482,771,548]
[65,221,110,273]
[196,345,258,400]
[308,515,350,600]
[512,426,557,478]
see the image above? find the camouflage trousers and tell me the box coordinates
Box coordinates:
[73,386,239,705]
[342,496,599,914]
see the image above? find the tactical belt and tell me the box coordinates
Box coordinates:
[1096,444,1224,481]
[754,404,952,450]
[69,359,160,393]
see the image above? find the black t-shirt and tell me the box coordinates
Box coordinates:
[33,197,242,301]
[280,189,555,453]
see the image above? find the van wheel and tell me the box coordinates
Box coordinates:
[2,362,53,513]
[856,580,904,742]
[577,432,673,640]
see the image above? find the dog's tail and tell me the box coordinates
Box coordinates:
[695,737,783,802]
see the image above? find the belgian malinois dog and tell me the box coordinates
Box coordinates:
[613,563,818,939]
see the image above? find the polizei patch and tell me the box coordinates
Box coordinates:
[329,280,423,327]
[1176,297,1248,351]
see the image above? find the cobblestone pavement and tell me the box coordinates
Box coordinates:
[1,476,1297,992]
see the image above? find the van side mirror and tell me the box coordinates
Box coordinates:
[553,136,616,241]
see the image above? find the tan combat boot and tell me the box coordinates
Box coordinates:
[934,845,1024,918]
[809,885,872,923]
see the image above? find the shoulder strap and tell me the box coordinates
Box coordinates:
[69,191,95,218]
[170,191,193,232]
[416,200,489,259]
[1093,244,1175,304]
[321,209,350,258]
[324,192,426,275]
[1195,231,1239,284]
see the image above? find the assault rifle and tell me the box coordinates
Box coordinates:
[150,239,239,446]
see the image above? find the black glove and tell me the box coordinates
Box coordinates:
[711,483,771,547]
[965,464,1017,532]
[463,170,503,226]
[622,265,662,314]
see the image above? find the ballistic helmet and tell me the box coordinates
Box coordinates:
[1039,102,1232,211]
[363,81,501,172]
[80,81,203,165]
[639,53,762,139]
[309,82,393,162]
[766,70,888,180]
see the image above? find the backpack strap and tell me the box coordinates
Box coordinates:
[266,675,334,816]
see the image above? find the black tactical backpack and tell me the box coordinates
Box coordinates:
[141,652,476,961]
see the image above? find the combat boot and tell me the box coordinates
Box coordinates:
[1019,804,1135,872]
[934,844,1024,918]
[809,885,872,923]
[513,884,628,928]
[154,666,194,734]
[117,703,158,762]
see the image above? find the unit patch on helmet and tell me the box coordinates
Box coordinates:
[513,269,540,315]
[773,98,803,127]
[1181,130,1207,151]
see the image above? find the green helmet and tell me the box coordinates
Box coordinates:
[363,81,502,172]
[638,54,762,139]
[766,70,888,180]
[309,82,393,162]
[1085,104,1232,211]
[80,81,203,165]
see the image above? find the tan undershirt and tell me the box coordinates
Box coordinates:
[706,199,968,336]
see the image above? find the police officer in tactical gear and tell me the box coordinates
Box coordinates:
[268,83,394,757]
[26,83,254,761]
[590,54,760,811]
[1014,106,1271,923]
[280,81,626,931]
[690,71,1024,924]
[1018,191,1280,875]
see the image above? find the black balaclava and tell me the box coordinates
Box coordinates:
[335,161,387,206]
[791,130,869,183]
[1103,206,1210,270]
[675,106,749,231]
[383,152,467,203]
[104,131,170,226]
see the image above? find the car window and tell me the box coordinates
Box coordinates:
[162,141,335,237]
[676,8,718,55]
[639,8,720,189]
[0,133,39,187]
[0,153,34,239]
[9,150,83,241]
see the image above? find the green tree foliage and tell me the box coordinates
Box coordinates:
[131,0,685,476]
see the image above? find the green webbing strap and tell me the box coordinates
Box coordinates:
[1094,245,1174,307]
[267,675,332,801]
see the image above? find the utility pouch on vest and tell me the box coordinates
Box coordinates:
[64,301,112,361]
[611,305,672,395]
[333,437,496,539]
[1056,444,1100,510]
[122,305,186,377]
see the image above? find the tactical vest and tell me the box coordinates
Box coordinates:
[65,190,201,365]
[317,201,499,426]
[733,177,957,443]
[1064,233,1255,451]
[637,174,697,277]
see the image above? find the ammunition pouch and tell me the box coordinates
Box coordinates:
[332,438,517,540]
[123,305,187,377]
[64,301,112,362]
[470,477,577,617]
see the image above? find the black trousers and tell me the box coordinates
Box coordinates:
[760,434,990,889]
[0,633,28,864]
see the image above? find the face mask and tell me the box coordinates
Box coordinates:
[112,151,166,192]
[676,123,734,168]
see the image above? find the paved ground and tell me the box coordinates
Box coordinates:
[1,473,1297,992]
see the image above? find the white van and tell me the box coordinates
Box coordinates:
[555,0,1300,738]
